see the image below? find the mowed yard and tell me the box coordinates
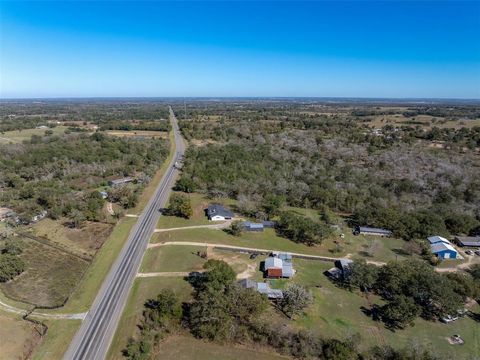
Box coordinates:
[276,260,480,359]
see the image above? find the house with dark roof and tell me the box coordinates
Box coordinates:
[454,236,480,248]
[206,204,234,221]
[354,226,392,237]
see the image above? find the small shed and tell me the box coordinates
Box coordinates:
[454,236,480,248]
[354,226,392,237]
[243,222,264,232]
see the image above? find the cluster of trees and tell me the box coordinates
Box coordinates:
[276,211,333,246]
[343,259,479,329]
[164,193,193,219]
[355,203,479,240]
[99,120,170,132]
[0,100,171,130]
[0,131,168,225]
[0,240,25,282]
[124,259,446,360]
[176,103,479,242]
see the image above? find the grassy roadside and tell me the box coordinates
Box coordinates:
[32,320,82,360]
[128,129,175,215]
[31,125,177,359]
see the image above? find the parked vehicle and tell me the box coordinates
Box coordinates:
[474,250,480,256]
[465,250,474,256]
[441,315,459,323]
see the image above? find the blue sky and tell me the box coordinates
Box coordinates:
[1,1,479,98]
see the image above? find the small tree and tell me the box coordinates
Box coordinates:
[347,260,378,291]
[2,239,23,255]
[280,283,313,318]
[166,193,193,219]
[380,295,420,329]
[226,220,243,236]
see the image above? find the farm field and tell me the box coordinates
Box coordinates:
[30,218,114,258]
[0,126,69,144]
[106,130,168,139]
[0,312,42,360]
[1,238,89,307]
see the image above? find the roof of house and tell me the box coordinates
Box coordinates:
[262,220,276,227]
[455,236,480,247]
[282,263,295,278]
[358,226,392,235]
[335,259,353,271]
[428,236,451,245]
[277,253,292,262]
[267,268,283,278]
[206,204,234,218]
[265,257,283,269]
[431,242,457,254]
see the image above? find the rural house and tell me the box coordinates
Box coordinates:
[206,204,234,221]
[354,226,392,237]
[264,253,295,278]
[238,279,283,299]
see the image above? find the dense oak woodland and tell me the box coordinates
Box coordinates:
[176,101,480,240]
[0,102,170,224]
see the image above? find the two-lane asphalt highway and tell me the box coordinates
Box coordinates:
[64,107,185,360]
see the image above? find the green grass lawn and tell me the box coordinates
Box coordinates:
[149,335,287,360]
[152,226,407,264]
[0,126,68,144]
[32,319,81,360]
[157,192,211,229]
[141,245,207,273]
[108,277,194,360]
[280,260,480,359]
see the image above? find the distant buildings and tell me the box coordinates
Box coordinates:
[454,236,480,248]
[354,226,392,237]
[206,204,234,221]
[108,177,134,187]
[238,279,283,299]
[428,236,458,260]
[264,253,295,278]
